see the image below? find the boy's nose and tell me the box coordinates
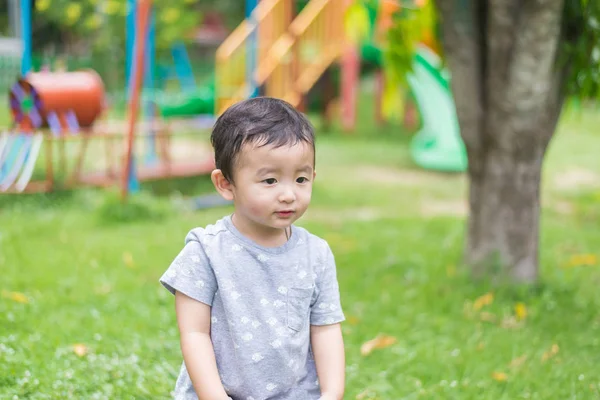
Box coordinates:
[278,187,296,203]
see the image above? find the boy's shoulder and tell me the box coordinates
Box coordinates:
[183,217,229,244]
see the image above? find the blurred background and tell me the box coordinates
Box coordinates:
[1,0,600,398]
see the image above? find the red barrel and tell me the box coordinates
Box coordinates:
[23,70,106,127]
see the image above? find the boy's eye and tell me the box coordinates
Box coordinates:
[296,177,309,184]
[263,178,277,185]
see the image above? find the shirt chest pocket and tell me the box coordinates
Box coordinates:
[287,287,314,332]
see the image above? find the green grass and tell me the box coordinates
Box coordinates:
[2,94,600,399]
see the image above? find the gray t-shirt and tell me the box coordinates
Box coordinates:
[159,215,345,400]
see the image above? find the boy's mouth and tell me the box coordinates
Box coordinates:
[276,210,295,218]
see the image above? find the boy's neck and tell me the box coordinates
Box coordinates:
[231,213,290,248]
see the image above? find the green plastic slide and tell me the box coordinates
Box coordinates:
[156,79,216,118]
[407,46,467,172]
[361,43,467,172]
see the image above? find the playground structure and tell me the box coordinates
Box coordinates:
[209,0,467,171]
[1,0,468,197]
[0,0,215,196]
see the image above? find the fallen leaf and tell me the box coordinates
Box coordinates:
[514,302,528,320]
[473,292,494,310]
[123,252,135,268]
[360,334,397,356]
[509,354,528,369]
[2,290,29,304]
[491,371,508,382]
[565,253,597,268]
[73,343,88,357]
[501,315,523,329]
[479,311,497,323]
[541,343,559,362]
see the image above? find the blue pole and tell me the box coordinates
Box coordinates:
[246,0,259,98]
[20,0,32,76]
[125,0,139,194]
[171,42,197,91]
[144,8,157,165]
[125,0,137,90]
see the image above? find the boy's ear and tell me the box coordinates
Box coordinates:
[211,169,234,201]
[313,170,317,180]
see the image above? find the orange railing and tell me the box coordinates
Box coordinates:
[215,0,292,114]
[255,0,347,107]
[216,0,348,114]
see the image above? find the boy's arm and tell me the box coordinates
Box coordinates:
[175,291,230,400]
[311,323,345,400]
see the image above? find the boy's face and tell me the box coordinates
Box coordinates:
[219,141,315,235]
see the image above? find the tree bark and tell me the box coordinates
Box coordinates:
[435,0,566,282]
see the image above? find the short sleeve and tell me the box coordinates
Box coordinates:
[310,242,345,326]
[159,230,217,306]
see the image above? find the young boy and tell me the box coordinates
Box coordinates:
[160,97,345,400]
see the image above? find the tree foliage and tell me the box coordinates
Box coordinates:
[33,0,203,51]
[381,0,600,103]
[561,1,600,99]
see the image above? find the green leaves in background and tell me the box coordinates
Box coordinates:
[34,0,203,51]
[562,0,600,100]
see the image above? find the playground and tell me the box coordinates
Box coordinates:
[2,0,600,398]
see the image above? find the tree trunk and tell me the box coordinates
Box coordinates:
[467,147,544,281]
[434,0,566,282]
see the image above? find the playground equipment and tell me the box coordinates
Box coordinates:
[10,71,105,129]
[0,68,214,195]
[408,47,467,172]
[215,0,348,115]
[1,0,216,196]
[344,0,467,172]
[211,0,466,173]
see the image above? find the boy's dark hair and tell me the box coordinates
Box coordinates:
[211,97,315,182]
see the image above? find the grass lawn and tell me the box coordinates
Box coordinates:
[2,93,600,399]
